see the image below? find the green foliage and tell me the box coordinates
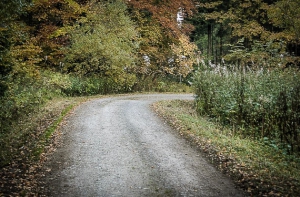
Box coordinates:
[191,0,300,64]
[0,0,26,21]
[0,70,79,167]
[133,76,192,93]
[193,60,300,154]
[65,0,138,86]
[26,0,84,68]
[0,0,142,168]
[0,79,46,166]
[0,0,28,96]
[268,0,300,42]
[0,71,68,124]
[62,75,134,96]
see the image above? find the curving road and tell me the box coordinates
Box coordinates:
[41,94,244,197]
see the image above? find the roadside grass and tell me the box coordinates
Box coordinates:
[153,100,300,197]
[0,96,89,196]
[31,102,77,161]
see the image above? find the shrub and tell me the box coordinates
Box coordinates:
[193,61,300,154]
[0,70,69,166]
[62,74,135,96]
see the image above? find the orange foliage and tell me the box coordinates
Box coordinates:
[27,0,83,67]
[126,0,195,38]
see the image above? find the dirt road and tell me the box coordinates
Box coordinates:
[41,94,244,197]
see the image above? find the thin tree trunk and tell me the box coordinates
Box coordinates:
[208,24,212,59]
[211,24,214,61]
[220,24,223,65]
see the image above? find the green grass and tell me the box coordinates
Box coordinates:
[0,95,90,196]
[46,104,74,139]
[153,100,300,196]
[0,96,89,167]
[31,103,76,160]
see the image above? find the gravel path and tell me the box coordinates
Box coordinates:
[41,94,245,197]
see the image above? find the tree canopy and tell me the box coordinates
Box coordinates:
[191,0,300,66]
[65,0,139,89]
[1,0,300,98]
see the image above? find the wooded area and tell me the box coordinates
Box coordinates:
[191,0,300,65]
[1,0,300,180]
[191,0,300,155]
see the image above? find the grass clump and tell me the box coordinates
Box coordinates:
[153,100,300,196]
[132,76,192,93]
[31,103,77,161]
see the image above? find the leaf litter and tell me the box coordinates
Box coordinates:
[0,97,87,196]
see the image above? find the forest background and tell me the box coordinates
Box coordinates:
[1,0,300,196]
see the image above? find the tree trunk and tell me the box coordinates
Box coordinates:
[207,24,212,59]
[220,24,223,65]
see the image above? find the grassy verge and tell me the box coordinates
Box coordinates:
[152,100,300,197]
[0,96,89,196]
[31,102,77,161]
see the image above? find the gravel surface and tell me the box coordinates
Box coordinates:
[41,94,245,197]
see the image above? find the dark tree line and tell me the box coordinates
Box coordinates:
[190,0,300,66]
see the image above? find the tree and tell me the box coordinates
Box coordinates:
[26,0,83,69]
[65,0,139,89]
[268,0,300,57]
[191,0,283,65]
[127,0,195,38]
[0,0,28,96]
[127,0,197,82]
[170,34,197,77]
[191,0,232,62]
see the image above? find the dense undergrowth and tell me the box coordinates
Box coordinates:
[193,61,300,155]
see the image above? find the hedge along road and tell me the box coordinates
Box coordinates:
[41,94,245,197]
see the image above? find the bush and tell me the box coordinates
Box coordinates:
[133,76,192,93]
[193,61,300,154]
[62,74,135,96]
[0,70,69,166]
[0,74,49,166]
